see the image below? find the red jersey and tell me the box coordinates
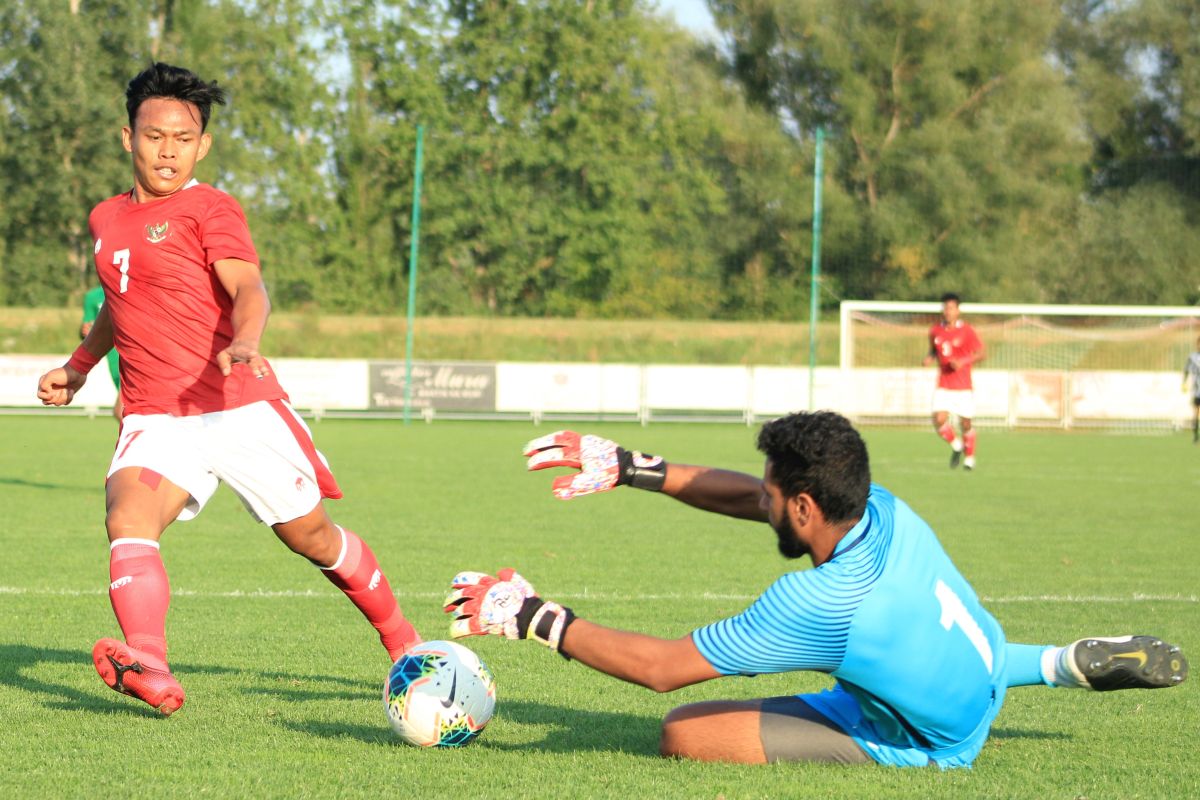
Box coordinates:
[928,319,982,390]
[89,181,287,415]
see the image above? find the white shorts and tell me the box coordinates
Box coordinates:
[108,399,342,525]
[932,388,976,420]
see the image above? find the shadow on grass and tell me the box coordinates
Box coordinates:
[0,642,366,718]
[278,697,661,754]
[988,727,1070,741]
[278,698,1075,756]
[0,475,98,492]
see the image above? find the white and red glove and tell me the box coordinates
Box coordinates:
[444,568,576,656]
[523,430,667,500]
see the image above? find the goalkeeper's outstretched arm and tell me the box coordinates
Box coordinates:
[524,430,767,522]
[661,463,767,522]
[444,568,721,693]
[559,619,720,693]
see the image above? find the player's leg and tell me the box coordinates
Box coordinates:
[960,417,976,470]
[215,400,422,661]
[96,465,192,715]
[1192,397,1199,443]
[658,697,870,764]
[932,405,961,468]
[1006,639,1187,690]
[272,506,421,661]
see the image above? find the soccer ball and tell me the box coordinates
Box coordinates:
[383,640,497,747]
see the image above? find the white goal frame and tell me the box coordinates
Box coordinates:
[839,301,1200,429]
[840,301,1200,370]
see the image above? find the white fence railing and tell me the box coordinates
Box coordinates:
[1,355,1191,429]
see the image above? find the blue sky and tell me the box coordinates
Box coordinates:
[654,0,718,40]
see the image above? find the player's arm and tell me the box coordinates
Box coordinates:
[662,463,766,521]
[560,620,719,692]
[445,569,721,692]
[38,303,116,406]
[213,257,272,378]
[922,331,937,366]
[524,431,766,521]
[968,330,987,367]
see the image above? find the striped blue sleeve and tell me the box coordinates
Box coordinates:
[692,570,855,676]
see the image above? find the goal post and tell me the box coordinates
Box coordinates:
[839,301,1200,429]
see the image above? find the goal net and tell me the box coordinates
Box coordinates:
[839,301,1200,429]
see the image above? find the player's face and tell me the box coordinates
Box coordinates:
[122,97,212,203]
[761,460,809,560]
[942,300,961,325]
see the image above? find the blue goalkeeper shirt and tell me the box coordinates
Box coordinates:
[693,484,1006,756]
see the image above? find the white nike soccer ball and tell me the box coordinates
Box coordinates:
[383,640,497,747]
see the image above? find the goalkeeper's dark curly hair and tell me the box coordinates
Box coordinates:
[756,411,870,525]
[126,63,226,132]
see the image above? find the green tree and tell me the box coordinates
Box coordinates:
[0,0,149,305]
[712,0,1090,303]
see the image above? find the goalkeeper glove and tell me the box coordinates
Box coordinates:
[444,568,576,657]
[523,430,666,500]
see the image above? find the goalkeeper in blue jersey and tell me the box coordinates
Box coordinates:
[445,412,1187,768]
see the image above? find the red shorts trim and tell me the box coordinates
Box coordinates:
[267,399,343,500]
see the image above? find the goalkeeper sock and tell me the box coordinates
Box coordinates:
[1005,643,1054,687]
[937,422,957,446]
[108,538,170,662]
[321,527,421,661]
[1043,644,1088,688]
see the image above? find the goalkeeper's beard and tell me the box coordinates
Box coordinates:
[772,518,809,560]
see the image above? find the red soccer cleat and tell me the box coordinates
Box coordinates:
[92,638,186,716]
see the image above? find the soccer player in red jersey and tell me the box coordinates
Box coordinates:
[36,63,421,716]
[922,293,985,470]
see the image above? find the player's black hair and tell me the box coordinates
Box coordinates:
[756,411,870,525]
[126,63,226,131]
[941,292,961,304]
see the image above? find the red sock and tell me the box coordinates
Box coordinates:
[321,527,421,660]
[964,429,977,456]
[108,539,170,664]
[937,422,956,444]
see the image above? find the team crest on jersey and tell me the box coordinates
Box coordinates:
[145,221,170,243]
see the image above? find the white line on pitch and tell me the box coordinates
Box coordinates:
[0,586,1196,604]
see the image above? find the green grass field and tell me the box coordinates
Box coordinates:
[1,417,1196,799]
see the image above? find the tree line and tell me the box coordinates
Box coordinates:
[2,0,1197,319]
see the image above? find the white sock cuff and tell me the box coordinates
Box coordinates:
[320,526,349,572]
[1040,646,1060,686]
[110,537,160,551]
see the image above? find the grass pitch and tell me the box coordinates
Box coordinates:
[1,417,1196,799]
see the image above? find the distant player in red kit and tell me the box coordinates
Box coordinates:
[923,293,985,470]
[36,63,421,715]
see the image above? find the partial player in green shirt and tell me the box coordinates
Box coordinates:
[81,285,123,420]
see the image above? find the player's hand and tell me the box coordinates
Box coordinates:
[523,430,666,500]
[444,568,575,653]
[36,365,86,406]
[217,338,271,379]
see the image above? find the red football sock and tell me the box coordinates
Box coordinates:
[108,539,170,664]
[937,422,957,444]
[964,428,977,456]
[321,527,421,660]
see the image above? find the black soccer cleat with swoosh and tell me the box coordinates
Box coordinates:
[1069,635,1188,691]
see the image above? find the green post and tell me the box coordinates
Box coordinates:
[404,125,426,424]
[809,127,824,410]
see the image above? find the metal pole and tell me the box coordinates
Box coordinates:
[404,125,426,424]
[809,127,824,410]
